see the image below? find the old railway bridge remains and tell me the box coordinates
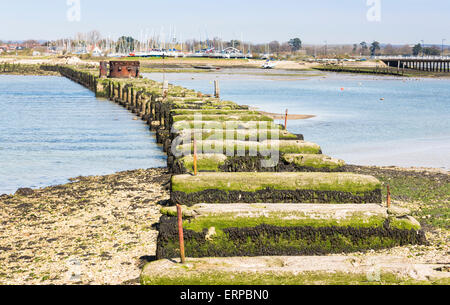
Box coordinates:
[40,62,426,284]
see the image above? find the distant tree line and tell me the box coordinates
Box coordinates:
[412,43,441,56]
[4,29,448,59]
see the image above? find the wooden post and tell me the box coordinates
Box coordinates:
[284,109,288,129]
[176,204,186,264]
[162,80,169,98]
[214,80,220,98]
[387,185,391,208]
[193,139,198,176]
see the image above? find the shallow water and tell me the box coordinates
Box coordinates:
[0,75,166,194]
[146,70,450,169]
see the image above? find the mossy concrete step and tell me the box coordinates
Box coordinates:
[173,129,301,141]
[172,120,282,131]
[282,154,346,171]
[141,256,450,285]
[160,203,421,234]
[170,100,248,110]
[173,140,322,156]
[161,203,390,221]
[155,206,424,259]
[172,153,343,174]
[170,109,262,116]
[171,172,382,205]
[171,114,273,124]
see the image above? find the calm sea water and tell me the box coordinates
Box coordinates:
[0,75,166,194]
[146,70,450,169]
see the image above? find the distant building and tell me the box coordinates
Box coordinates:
[108,61,140,78]
[92,46,104,57]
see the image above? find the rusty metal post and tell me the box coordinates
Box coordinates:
[387,185,391,208]
[176,204,186,264]
[284,109,288,129]
[193,139,198,176]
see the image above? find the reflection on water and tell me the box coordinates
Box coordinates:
[145,70,450,169]
[0,75,166,194]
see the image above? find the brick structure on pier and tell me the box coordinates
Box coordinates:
[99,61,140,78]
[99,61,108,78]
[109,61,140,78]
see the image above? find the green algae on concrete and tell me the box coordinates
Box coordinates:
[173,153,340,174]
[276,141,322,154]
[158,203,421,240]
[182,213,388,231]
[142,270,449,286]
[171,172,381,194]
[171,114,274,123]
[170,109,262,116]
[160,203,392,230]
[141,257,448,285]
[173,140,321,156]
[155,214,426,259]
[174,129,299,141]
[178,154,228,172]
[170,172,382,204]
[282,154,345,170]
[172,121,282,131]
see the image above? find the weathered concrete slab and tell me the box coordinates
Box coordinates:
[141,256,450,285]
[156,201,424,260]
[171,172,382,205]
[172,153,343,174]
[282,154,345,170]
[172,120,282,130]
[161,203,389,220]
[173,129,300,141]
[173,140,322,156]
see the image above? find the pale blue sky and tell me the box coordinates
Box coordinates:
[0,0,449,44]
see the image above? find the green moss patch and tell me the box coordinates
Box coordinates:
[171,114,273,123]
[182,214,387,232]
[141,269,447,286]
[389,217,421,231]
[174,140,321,156]
[171,109,261,116]
[156,216,425,259]
[171,172,382,204]
[172,121,282,131]
[175,129,299,141]
[282,154,345,170]
[177,154,228,172]
[172,172,381,194]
